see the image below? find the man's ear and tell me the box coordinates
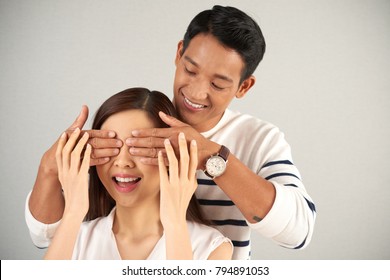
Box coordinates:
[175,40,184,66]
[236,75,256,99]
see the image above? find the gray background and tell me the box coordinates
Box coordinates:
[1,0,389,260]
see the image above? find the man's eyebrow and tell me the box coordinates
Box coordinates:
[214,73,233,83]
[184,55,199,67]
[183,55,233,83]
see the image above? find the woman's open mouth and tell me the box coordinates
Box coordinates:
[112,176,141,193]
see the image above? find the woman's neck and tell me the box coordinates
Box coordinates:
[112,198,162,240]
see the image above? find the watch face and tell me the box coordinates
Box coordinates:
[206,156,227,177]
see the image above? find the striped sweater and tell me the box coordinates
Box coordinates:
[197,109,316,259]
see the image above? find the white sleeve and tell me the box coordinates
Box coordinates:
[24,191,60,248]
[248,126,316,249]
[247,183,315,249]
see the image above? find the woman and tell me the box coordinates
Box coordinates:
[44,87,232,260]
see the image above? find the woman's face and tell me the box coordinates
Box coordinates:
[96,109,160,208]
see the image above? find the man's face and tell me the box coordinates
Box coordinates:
[173,33,254,132]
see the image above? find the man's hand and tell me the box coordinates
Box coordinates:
[30,105,121,224]
[126,111,220,169]
[41,105,122,178]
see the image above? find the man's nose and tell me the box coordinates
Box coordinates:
[188,77,209,100]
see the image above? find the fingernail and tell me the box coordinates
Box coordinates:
[74,128,80,133]
[191,140,197,146]
[108,131,115,138]
[129,147,136,155]
[131,130,139,136]
[116,140,123,147]
[179,132,185,139]
[164,139,170,145]
[126,138,135,145]
[60,132,66,138]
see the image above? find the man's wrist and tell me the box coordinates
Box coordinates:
[199,141,221,169]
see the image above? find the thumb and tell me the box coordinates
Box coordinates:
[159,111,187,128]
[68,105,89,131]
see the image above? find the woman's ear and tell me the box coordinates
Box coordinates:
[236,75,256,99]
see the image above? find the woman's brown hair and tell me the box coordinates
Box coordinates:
[85,87,208,225]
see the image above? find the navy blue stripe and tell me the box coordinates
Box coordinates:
[198,199,235,206]
[294,237,307,249]
[212,219,248,227]
[265,172,300,180]
[197,179,216,186]
[232,240,250,247]
[284,183,299,188]
[305,198,316,213]
[262,160,293,168]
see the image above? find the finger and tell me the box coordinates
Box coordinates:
[55,132,67,179]
[158,111,188,127]
[178,132,189,181]
[70,132,89,171]
[62,128,82,170]
[126,136,165,149]
[164,139,179,186]
[188,140,198,180]
[80,143,92,174]
[129,147,163,158]
[90,147,119,159]
[89,137,122,149]
[158,150,169,186]
[68,105,89,131]
[84,129,116,139]
[130,127,173,139]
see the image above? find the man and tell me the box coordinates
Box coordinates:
[26,5,315,259]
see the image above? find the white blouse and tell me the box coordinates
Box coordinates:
[70,207,231,260]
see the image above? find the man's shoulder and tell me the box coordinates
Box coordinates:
[222,109,279,132]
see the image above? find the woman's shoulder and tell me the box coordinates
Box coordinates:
[186,220,221,236]
[186,221,232,259]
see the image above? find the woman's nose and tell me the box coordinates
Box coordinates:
[113,146,135,168]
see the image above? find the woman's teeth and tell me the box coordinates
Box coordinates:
[115,177,139,183]
[184,97,205,109]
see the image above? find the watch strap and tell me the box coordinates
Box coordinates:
[218,145,230,161]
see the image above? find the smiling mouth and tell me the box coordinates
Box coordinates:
[114,177,140,183]
[184,97,206,109]
[112,176,141,193]
[113,176,141,187]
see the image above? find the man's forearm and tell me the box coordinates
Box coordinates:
[214,154,276,223]
[214,153,315,248]
[29,159,64,224]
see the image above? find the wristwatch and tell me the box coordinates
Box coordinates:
[204,145,230,179]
